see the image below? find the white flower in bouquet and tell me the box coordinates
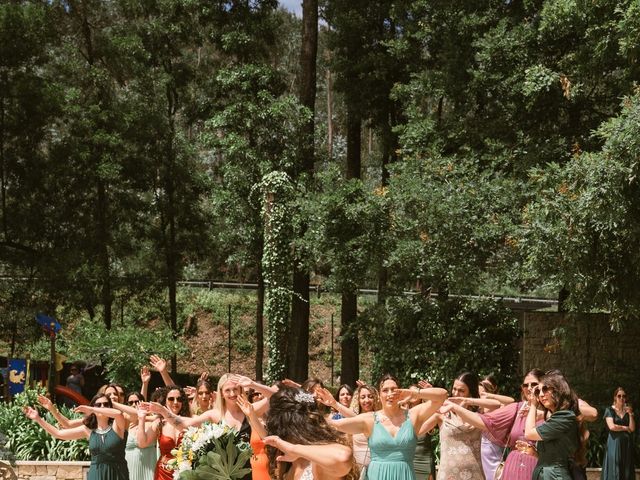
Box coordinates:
[168,422,252,480]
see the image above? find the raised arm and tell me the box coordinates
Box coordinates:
[37,395,83,428]
[331,412,373,436]
[111,400,138,425]
[264,436,352,479]
[24,406,89,441]
[524,398,542,441]
[316,387,356,418]
[74,405,127,435]
[150,355,174,386]
[136,406,160,448]
[576,399,597,423]
[140,366,151,401]
[145,401,218,430]
[449,396,503,411]
[418,412,442,436]
[482,392,515,406]
[404,387,448,426]
[443,401,486,430]
[237,395,267,439]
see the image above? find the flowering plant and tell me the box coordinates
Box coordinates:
[168,422,252,480]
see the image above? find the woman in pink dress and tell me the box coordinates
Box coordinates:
[444,369,545,479]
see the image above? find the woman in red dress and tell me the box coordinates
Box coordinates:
[137,386,190,480]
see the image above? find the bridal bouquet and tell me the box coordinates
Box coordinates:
[168,422,252,480]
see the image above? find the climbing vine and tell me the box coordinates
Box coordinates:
[260,171,294,382]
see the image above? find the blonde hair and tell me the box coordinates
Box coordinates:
[214,373,242,415]
[350,384,381,414]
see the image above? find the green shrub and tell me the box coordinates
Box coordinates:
[0,387,89,461]
[360,296,521,393]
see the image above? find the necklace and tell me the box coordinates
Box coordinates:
[95,425,112,435]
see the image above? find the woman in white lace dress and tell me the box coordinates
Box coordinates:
[264,386,355,480]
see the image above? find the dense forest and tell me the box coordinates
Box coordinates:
[1,0,639,385]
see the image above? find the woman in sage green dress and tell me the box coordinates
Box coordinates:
[24,393,129,480]
[524,371,581,480]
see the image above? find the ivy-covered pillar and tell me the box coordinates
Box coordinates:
[260,171,293,382]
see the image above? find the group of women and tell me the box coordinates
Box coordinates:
[24,359,636,480]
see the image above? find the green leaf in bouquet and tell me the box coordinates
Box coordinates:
[179,471,199,480]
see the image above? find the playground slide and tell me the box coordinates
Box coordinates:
[54,385,89,405]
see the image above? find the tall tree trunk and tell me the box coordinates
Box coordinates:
[0,71,7,240]
[558,286,569,313]
[96,179,113,329]
[341,107,361,386]
[256,260,265,382]
[340,290,358,386]
[165,85,179,374]
[289,270,310,381]
[288,0,317,382]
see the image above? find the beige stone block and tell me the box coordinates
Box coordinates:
[17,465,36,475]
[57,465,82,479]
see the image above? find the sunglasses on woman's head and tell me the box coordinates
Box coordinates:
[94,402,110,408]
[167,396,182,402]
[522,382,539,389]
[534,385,552,396]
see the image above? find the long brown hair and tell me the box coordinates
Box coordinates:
[83,394,113,430]
[266,386,356,480]
[539,371,585,465]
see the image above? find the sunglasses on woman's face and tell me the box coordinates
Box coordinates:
[128,399,141,406]
[167,396,182,403]
[617,394,626,399]
[522,382,539,389]
[534,385,552,397]
[94,402,110,408]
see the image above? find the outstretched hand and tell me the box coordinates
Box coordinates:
[37,394,53,410]
[417,380,433,389]
[315,387,336,408]
[149,355,167,372]
[281,378,301,389]
[236,394,255,418]
[141,401,168,416]
[228,374,253,389]
[140,366,151,384]
[23,406,41,421]
[438,400,456,415]
[263,436,300,463]
[74,405,94,415]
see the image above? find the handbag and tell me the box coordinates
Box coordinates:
[493,433,511,480]
[358,446,370,480]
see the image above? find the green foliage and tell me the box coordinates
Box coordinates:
[261,172,294,382]
[385,156,522,294]
[522,92,640,325]
[62,321,186,389]
[0,387,89,461]
[298,166,389,293]
[360,296,520,391]
[181,445,252,480]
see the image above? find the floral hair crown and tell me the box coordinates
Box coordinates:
[294,391,315,404]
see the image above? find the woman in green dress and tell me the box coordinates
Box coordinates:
[524,371,582,480]
[24,393,129,480]
[601,387,636,480]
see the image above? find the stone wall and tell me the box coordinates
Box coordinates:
[519,311,640,406]
[11,461,90,480]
